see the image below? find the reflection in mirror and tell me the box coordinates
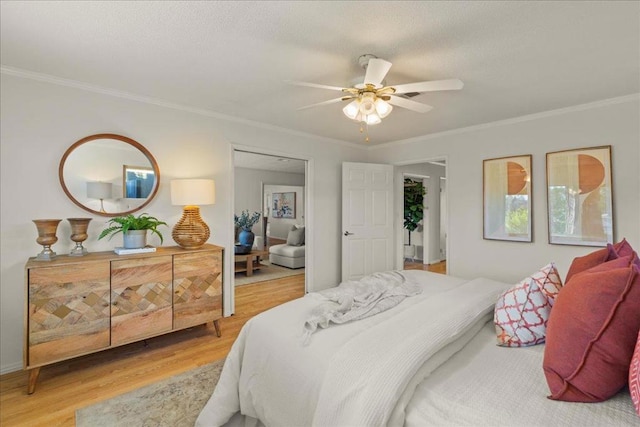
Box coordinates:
[483,154,532,242]
[123,165,155,199]
[59,134,160,217]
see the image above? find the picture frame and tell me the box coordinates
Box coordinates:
[483,154,532,242]
[272,192,296,219]
[546,146,613,246]
[123,165,155,199]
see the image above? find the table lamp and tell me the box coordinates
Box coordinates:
[171,179,215,249]
[86,182,112,213]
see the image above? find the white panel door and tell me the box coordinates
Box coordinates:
[342,162,394,281]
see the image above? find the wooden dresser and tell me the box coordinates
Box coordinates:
[24,244,223,393]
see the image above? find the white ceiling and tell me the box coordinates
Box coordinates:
[1,1,638,146]
[235,151,305,174]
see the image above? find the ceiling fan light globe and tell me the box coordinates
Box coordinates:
[359,100,376,115]
[359,92,377,115]
[375,98,393,118]
[365,113,381,125]
[343,100,360,120]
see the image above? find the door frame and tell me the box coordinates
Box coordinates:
[226,144,313,316]
[393,157,449,274]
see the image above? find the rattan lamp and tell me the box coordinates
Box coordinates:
[170,179,215,249]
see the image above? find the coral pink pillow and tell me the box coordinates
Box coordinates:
[494,263,562,347]
[543,264,640,402]
[564,244,617,283]
[612,238,640,270]
[630,330,640,416]
[614,238,635,257]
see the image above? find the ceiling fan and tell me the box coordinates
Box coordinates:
[287,54,463,140]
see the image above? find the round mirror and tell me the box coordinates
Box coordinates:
[59,134,160,217]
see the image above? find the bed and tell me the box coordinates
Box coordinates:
[196,269,639,426]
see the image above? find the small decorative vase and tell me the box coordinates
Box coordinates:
[238,229,255,248]
[67,218,92,256]
[33,219,62,261]
[123,230,148,249]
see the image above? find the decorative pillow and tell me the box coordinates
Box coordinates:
[543,264,640,402]
[614,238,635,257]
[630,330,640,416]
[494,263,563,347]
[611,239,640,271]
[286,227,305,246]
[564,244,617,283]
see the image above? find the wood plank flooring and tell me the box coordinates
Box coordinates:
[404,260,447,274]
[0,275,305,427]
[0,262,445,426]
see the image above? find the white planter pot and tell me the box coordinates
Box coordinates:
[123,230,148,249]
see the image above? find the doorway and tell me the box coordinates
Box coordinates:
[394,159,448,274]
[232,149,309,294]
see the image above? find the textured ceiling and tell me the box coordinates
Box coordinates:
[1,1,638,146]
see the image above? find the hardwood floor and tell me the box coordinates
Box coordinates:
[404,260,447,274]
[0,275,305,427]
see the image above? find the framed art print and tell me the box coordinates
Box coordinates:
[546,146,613,246]
[483,155,532,242]
[272,192,296,218]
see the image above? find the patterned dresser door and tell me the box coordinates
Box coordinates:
[28,262,110,366]
[173,251,222,330]
[110,256,173,346]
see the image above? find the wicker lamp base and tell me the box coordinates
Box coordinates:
[172,206,210,249]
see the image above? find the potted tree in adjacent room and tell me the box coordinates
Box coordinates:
[404,178,426,261]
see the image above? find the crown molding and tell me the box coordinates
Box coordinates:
[0,65,361,150]
[369,93,640,151]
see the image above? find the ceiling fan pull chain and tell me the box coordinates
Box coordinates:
[359,121,370,143]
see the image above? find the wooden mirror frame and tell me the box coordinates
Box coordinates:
[59,134,161,217]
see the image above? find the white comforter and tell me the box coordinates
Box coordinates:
[196,271,510,427]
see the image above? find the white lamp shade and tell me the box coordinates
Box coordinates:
[87,182,112,199]
[375,98,393,118]
[343,100,360,120]
[171,179,215,206]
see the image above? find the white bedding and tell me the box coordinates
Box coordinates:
[196,271,510,426]
[406,320,638,426]
[196,270,638,427]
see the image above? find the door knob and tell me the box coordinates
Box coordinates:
[344,231,354,236]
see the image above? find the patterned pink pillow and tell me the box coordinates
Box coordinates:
[494,263,563,347]
[631,330,640,416]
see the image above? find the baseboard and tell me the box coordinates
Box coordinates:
[429,258,443,265]
[1,361,23,375]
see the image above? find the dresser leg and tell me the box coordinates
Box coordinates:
[213,320,221,337]
[27,367,40,394]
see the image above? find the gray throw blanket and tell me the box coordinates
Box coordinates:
[302,270,422,344]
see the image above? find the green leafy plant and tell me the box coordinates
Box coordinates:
[404,179,426,232]
[234,210,261,231]
[98,213,167,243]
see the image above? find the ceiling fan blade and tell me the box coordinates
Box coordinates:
[285,80,347,92]
[297,96,354,111]
[392,79,464,94]
[387,95,433,113]
[363,58,392,87]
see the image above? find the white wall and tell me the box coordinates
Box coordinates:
[369,96,640,284]
[0,74,364,373]
[234,167,304,239]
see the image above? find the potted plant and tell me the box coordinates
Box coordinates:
[234,210,261,253]
[404,178,426,252]
[98,213,167,249]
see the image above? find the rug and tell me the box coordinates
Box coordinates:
[234,260,304,286]
[76,359,224,427]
